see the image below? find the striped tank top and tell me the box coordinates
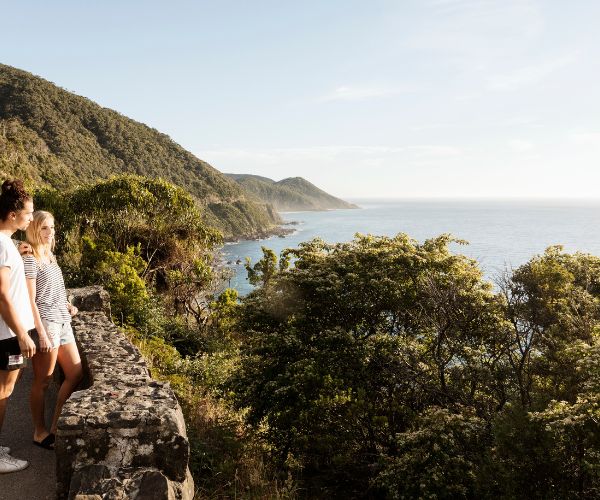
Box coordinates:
[23,255,71,324]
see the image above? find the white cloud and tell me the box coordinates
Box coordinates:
[319,85,411,102]
[508,140,534,152]
[569,131,600,146]
[498,115,540,128]
[486,53,578,91]
[410,122,457,132]
[200,145,464,169]
[405,145,464,158]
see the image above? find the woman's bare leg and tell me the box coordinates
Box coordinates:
[30,349,58,442]
[50,342,82,434]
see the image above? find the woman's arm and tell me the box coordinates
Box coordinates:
[25,277,53,352]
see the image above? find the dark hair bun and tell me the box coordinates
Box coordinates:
[0,179,32,221]
[1,179,27,197]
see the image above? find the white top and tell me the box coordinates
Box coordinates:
[0,232,34,340]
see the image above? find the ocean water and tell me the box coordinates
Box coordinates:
[222,199,600,296]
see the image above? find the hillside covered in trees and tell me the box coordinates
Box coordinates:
[0,64,280,239]
[227,173,358,211]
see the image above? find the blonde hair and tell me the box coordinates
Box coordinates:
[25,210,56,263]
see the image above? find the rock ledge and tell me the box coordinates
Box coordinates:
[56,286,194,499]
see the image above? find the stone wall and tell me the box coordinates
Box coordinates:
[55,286,194,499]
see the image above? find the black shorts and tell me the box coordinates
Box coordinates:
[0,336,25,371]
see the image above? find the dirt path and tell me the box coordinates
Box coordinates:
[0,363,57,499]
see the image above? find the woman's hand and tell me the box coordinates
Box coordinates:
[18,242,32,255]
[67,303,78,317]
[37,329,54,353]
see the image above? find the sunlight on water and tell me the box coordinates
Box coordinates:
[222,199,600,296]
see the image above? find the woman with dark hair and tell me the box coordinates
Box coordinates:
[0,179,36,473]
[25,210,82,450]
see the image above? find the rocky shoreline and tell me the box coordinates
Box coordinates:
[224,220,298,243]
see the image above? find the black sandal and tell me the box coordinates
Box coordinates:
[32,433,55,450]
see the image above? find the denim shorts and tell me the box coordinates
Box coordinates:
[41,319,75,347]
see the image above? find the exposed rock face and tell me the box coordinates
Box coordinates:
[56,287,194,499]
[68,286,111,317]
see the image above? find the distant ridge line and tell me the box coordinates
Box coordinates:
[226,173,358,212]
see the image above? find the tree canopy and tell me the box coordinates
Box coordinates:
[232,236,600,498]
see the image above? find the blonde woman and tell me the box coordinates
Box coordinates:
[24,210,82,449]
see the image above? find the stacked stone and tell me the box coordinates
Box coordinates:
[56,287,194,500]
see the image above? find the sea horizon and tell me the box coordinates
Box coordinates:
[348,196,600,205]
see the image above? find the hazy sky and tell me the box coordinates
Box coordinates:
[2,0,600,198]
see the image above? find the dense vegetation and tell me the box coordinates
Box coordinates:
[37,175,599,499]
[0,64,280,239]
[233,236,600,498]
[226,174,358,211]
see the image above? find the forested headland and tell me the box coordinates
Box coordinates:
[1,63,598,498]
[226,174,358,211]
